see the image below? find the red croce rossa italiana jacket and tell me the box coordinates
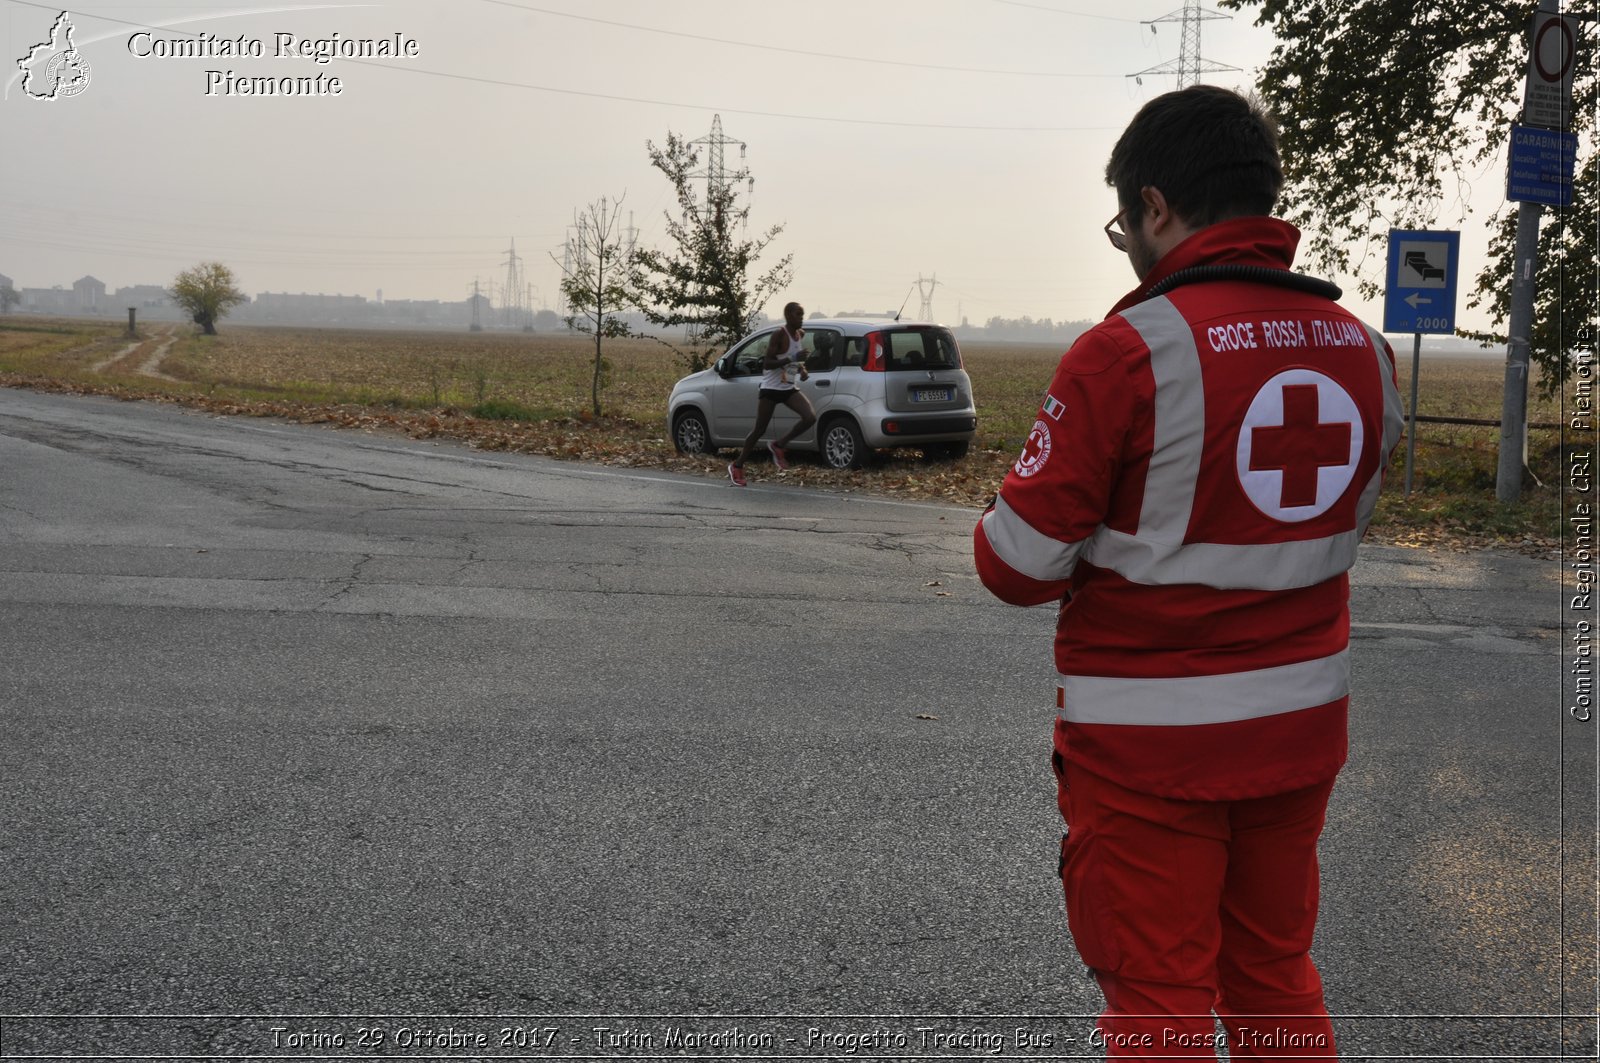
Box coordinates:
[975,217,1404,801]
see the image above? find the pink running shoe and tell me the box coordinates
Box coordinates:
[728,462,747,487]
[768,442,790,470]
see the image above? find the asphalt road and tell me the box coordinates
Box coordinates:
[0,386,1591,1060]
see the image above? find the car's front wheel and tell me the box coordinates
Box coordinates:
[819,416,867,469]
[672,408,715,454]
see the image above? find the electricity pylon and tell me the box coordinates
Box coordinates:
[1129,0,1239,88]
[689,114,752,227]
[501,238,525,329]
[915,274,939,321]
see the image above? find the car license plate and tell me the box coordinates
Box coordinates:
[912,387,952,403]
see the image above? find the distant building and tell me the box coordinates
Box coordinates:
[245,291,366,324]
[2,271,567,331]
[20,286,75,314]
[14,277,108,314]
[380,298,457,326]
[73,275,106,312]
[114,284,173,309]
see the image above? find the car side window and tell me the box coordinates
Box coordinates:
[803,329,841,371]
[730,332,773,376]
[839,335,865,367]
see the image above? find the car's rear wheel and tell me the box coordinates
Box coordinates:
[672,408,715,454]
[820,416,867,469]
[923,441,970,461]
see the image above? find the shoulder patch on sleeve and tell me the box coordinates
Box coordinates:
[1014,419,1053,478]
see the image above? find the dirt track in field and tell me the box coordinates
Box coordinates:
[87,324,179,379]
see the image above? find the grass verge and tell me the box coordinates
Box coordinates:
[0,316,1583,556]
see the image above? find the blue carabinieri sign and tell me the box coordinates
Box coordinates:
[1508,122,1579,206]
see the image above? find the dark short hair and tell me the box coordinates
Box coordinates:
[1105,85,1282,228]
[784,301,803,316]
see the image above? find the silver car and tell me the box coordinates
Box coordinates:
[667,318,978,469]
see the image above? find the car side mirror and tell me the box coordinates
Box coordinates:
[715,356,732,377]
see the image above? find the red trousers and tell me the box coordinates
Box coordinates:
[1055,749,1338,1061]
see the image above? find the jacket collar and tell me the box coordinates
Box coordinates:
[1108,216,1303,317]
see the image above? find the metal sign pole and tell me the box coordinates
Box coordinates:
[1496,202,1542,502]
[1383,228,1460,501]
[1406,332,1421,497]
[1496,0,1570,502]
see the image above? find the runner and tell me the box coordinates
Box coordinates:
[728,301,816,487]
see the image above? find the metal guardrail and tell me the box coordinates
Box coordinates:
[1411,414,1567,430]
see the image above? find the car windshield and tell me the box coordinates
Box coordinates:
[881,327,961,371]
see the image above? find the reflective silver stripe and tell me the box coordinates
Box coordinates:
[1353,467,1384,541]
[1365,325,1407,450]
[1123,297,1205,543]
[1057,649,1350,726]
[981,494,1085,582]
[1085,527,1358,589]
[1358,324,1408,537]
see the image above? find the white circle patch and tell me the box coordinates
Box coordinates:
[1015,419,1053,478]
[1236,369,1363,522]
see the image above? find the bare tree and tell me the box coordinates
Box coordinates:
[553,194,634,418]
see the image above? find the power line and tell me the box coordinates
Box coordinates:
[0,0,1118,131]
[319,65,1113,132]
[0,223,506,262]
[989,0,1147,24]
[6,194,566,244]
[479,0,1132,77]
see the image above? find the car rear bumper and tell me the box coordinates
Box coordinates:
[869,413,977,445]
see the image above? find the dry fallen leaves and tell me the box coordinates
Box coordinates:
[0,367,1560,559]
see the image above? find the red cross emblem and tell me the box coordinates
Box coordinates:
[1237,371,1363,522]
[1015,419,1052,478]
[1249,385,1354,508]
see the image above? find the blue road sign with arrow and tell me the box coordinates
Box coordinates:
[1383,229,1460,334]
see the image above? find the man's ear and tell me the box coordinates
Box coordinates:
[1140,186,1175,237]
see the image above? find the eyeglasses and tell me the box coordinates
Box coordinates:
[1104,210,1130,254]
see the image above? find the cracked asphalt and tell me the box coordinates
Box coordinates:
[0,386,1592,1059]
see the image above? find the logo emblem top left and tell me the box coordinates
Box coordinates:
[18,11,92,100]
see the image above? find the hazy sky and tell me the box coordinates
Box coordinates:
[3,0,1507,334]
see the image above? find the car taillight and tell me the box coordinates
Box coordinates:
[863,331,885,372]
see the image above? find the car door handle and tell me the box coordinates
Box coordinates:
[814,379,831,387]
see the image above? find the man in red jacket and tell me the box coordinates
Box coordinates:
[974,86,1403,1058]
